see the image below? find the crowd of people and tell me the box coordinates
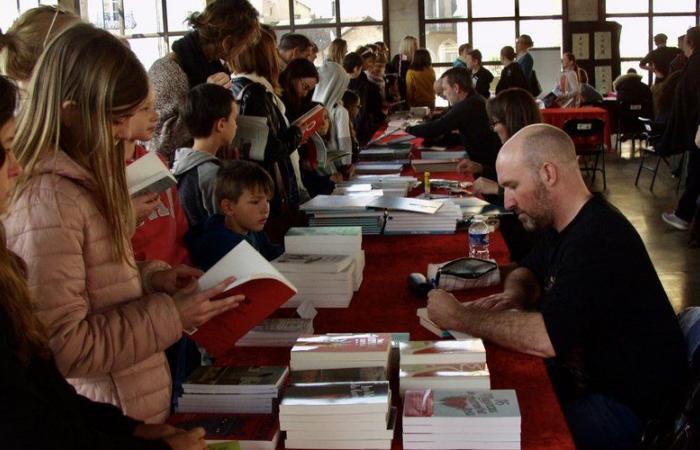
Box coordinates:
[0,1,696,449]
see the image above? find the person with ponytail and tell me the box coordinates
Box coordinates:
[553,52,581,108]
[4,23,244,424]
[149,0,260,164]
[0,74,210,450]
[0,5,80,88]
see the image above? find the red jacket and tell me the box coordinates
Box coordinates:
[128,145,190,266]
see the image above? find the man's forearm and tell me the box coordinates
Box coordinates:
[502,267,541,309]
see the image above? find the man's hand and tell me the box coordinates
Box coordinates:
[456,158,483,175]
[467,292,523,311]
[427,289,468,331]
[473,177,500,195]
[150,265,204,296]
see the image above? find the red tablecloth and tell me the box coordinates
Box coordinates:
[542,106,612,152]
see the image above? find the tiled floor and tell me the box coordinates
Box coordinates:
[590,144,699,312]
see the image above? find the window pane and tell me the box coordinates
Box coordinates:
[615,17,649,58]
[653,16,696,48]
[341,0,383,22]
[294,0,335,25]
[167,0,206,33]
[340,25,384,54]
[472,21,515,63]
[128,37,167,71]
[519,19,562,49]
[472,0,514,18]
[486,63,504,93]
[296,28,338,65]
[606,0,648,14]
[123,0,164,35]
[250,0,292,26]
[425,22,469,64]
[0,4,19,32]
[519,0,561,16]
[423,0,467,20]
[653,0,695,13]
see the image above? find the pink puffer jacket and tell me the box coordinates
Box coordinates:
[4,150,183,423]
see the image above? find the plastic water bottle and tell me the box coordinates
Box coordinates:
[469,215,490,260]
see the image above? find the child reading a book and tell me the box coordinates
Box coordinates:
[123,83,191,266]
[186,160,283,271]
[172,83,238,227]
[4,23,244,423]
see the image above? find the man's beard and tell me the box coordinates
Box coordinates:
[517,180,554,231]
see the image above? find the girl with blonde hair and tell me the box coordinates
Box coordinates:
[390,35,418,99]
[328,38,348,64]
[0,5,80,87]
[5,22,243,424]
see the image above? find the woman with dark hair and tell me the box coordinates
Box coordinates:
[406,48,436,108]
[280,58,319,123]
[231,28,304,240]
[149,0,260,163]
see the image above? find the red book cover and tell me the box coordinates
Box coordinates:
[292,104,325,142]
[168,413,279,442]
[189,241,297,357]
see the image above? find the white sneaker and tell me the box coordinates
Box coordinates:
[661,212,689,230]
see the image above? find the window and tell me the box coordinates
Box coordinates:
[421,0,562,86]
[1,1,58,34]
[606,1,700,84]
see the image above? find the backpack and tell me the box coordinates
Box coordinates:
[530,70,542,97]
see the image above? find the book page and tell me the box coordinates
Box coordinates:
[234,115,269,162]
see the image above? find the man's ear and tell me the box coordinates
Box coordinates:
[61,100,79,128]
[539,162,558,187]
[220,198,234,214]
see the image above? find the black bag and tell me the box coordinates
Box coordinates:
[530,70,542,97]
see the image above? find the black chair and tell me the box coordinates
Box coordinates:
[635,118,685,192]
[616,100,653,156]
[563,118,607,190]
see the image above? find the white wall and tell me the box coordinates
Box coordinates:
[388,0,420,56]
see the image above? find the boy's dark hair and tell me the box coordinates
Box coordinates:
[500,46,516,61]
[458,43,472,55]
[278,33,312,51]
[440,67,474,94]
[467,49,482,64]
[410,48,432,70]
[342,52,363,73]
[215,160,274,205]
[0,75,18,127]
[342,90,360,108]
[181,83,235,138]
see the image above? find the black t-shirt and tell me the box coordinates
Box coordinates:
[520,195,688,419]
[472,67,494,99]
[641,46,683,74]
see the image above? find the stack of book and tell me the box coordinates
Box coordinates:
[280,381,396,449]
[398,340,489,395]
[300,195,385,234]
[359,147,412,163]
[176,366,288,414]
[411,159,460,173]
[168,413,281,450]
[290,333,393,371]
[379,198,462,234]
[355,161,405,175]
[336,175,418,197]
[419,149,467,160]
[272,254,355,308]
[236,318,314,347]
[402,389,521,449]
[284,226,364,292]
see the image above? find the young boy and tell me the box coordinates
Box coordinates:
[186,160,283,271]
[453,43,472,69]
[172,83,238,227]
[124,84,191,266]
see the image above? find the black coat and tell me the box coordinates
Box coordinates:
[496,62,529,94]
[0,307,168,450]
[390,54,411,101]
[349,72,386,145]
[472,66,494,99]
[657,52,700,155]
[232,77,302,213]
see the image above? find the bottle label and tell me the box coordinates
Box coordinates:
[469,233,489,246]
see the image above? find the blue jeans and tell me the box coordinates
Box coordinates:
[560,393,644,450]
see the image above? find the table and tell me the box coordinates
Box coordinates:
[219,235,575,449]
[542,106,612,151]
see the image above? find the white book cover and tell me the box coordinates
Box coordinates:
[126,152,177,197]
[367,196,444,214]
[399,340,486,365]
[272,253,353,273]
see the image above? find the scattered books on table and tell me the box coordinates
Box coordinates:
[399,363,490,394]
[411,159,460,173]
[273,254,355,308]
[300,196,385,235]
[402,389,521,449]
[168,413,280,450]
[126,152,176,197]
[236,318,314,347]
[189,241,297,357]
[337,175,418,197]
[399,340,486,365]
[384,199,462,235]
[290,333,393,370]
[176,366,288,414]
[280,382,395,449]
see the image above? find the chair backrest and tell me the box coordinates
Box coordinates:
[563,119,606,153]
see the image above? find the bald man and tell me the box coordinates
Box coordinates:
[428,124,688,449]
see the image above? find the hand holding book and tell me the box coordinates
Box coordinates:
[173,275,245,332]
[149,264,205,295]
[131,191,159,223]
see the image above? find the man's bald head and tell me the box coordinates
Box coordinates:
[498,123,579,175]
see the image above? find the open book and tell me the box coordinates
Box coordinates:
[191,240,298,357]
[234,115,269,162]
[292,104,325,142]
[126,152,177,197]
